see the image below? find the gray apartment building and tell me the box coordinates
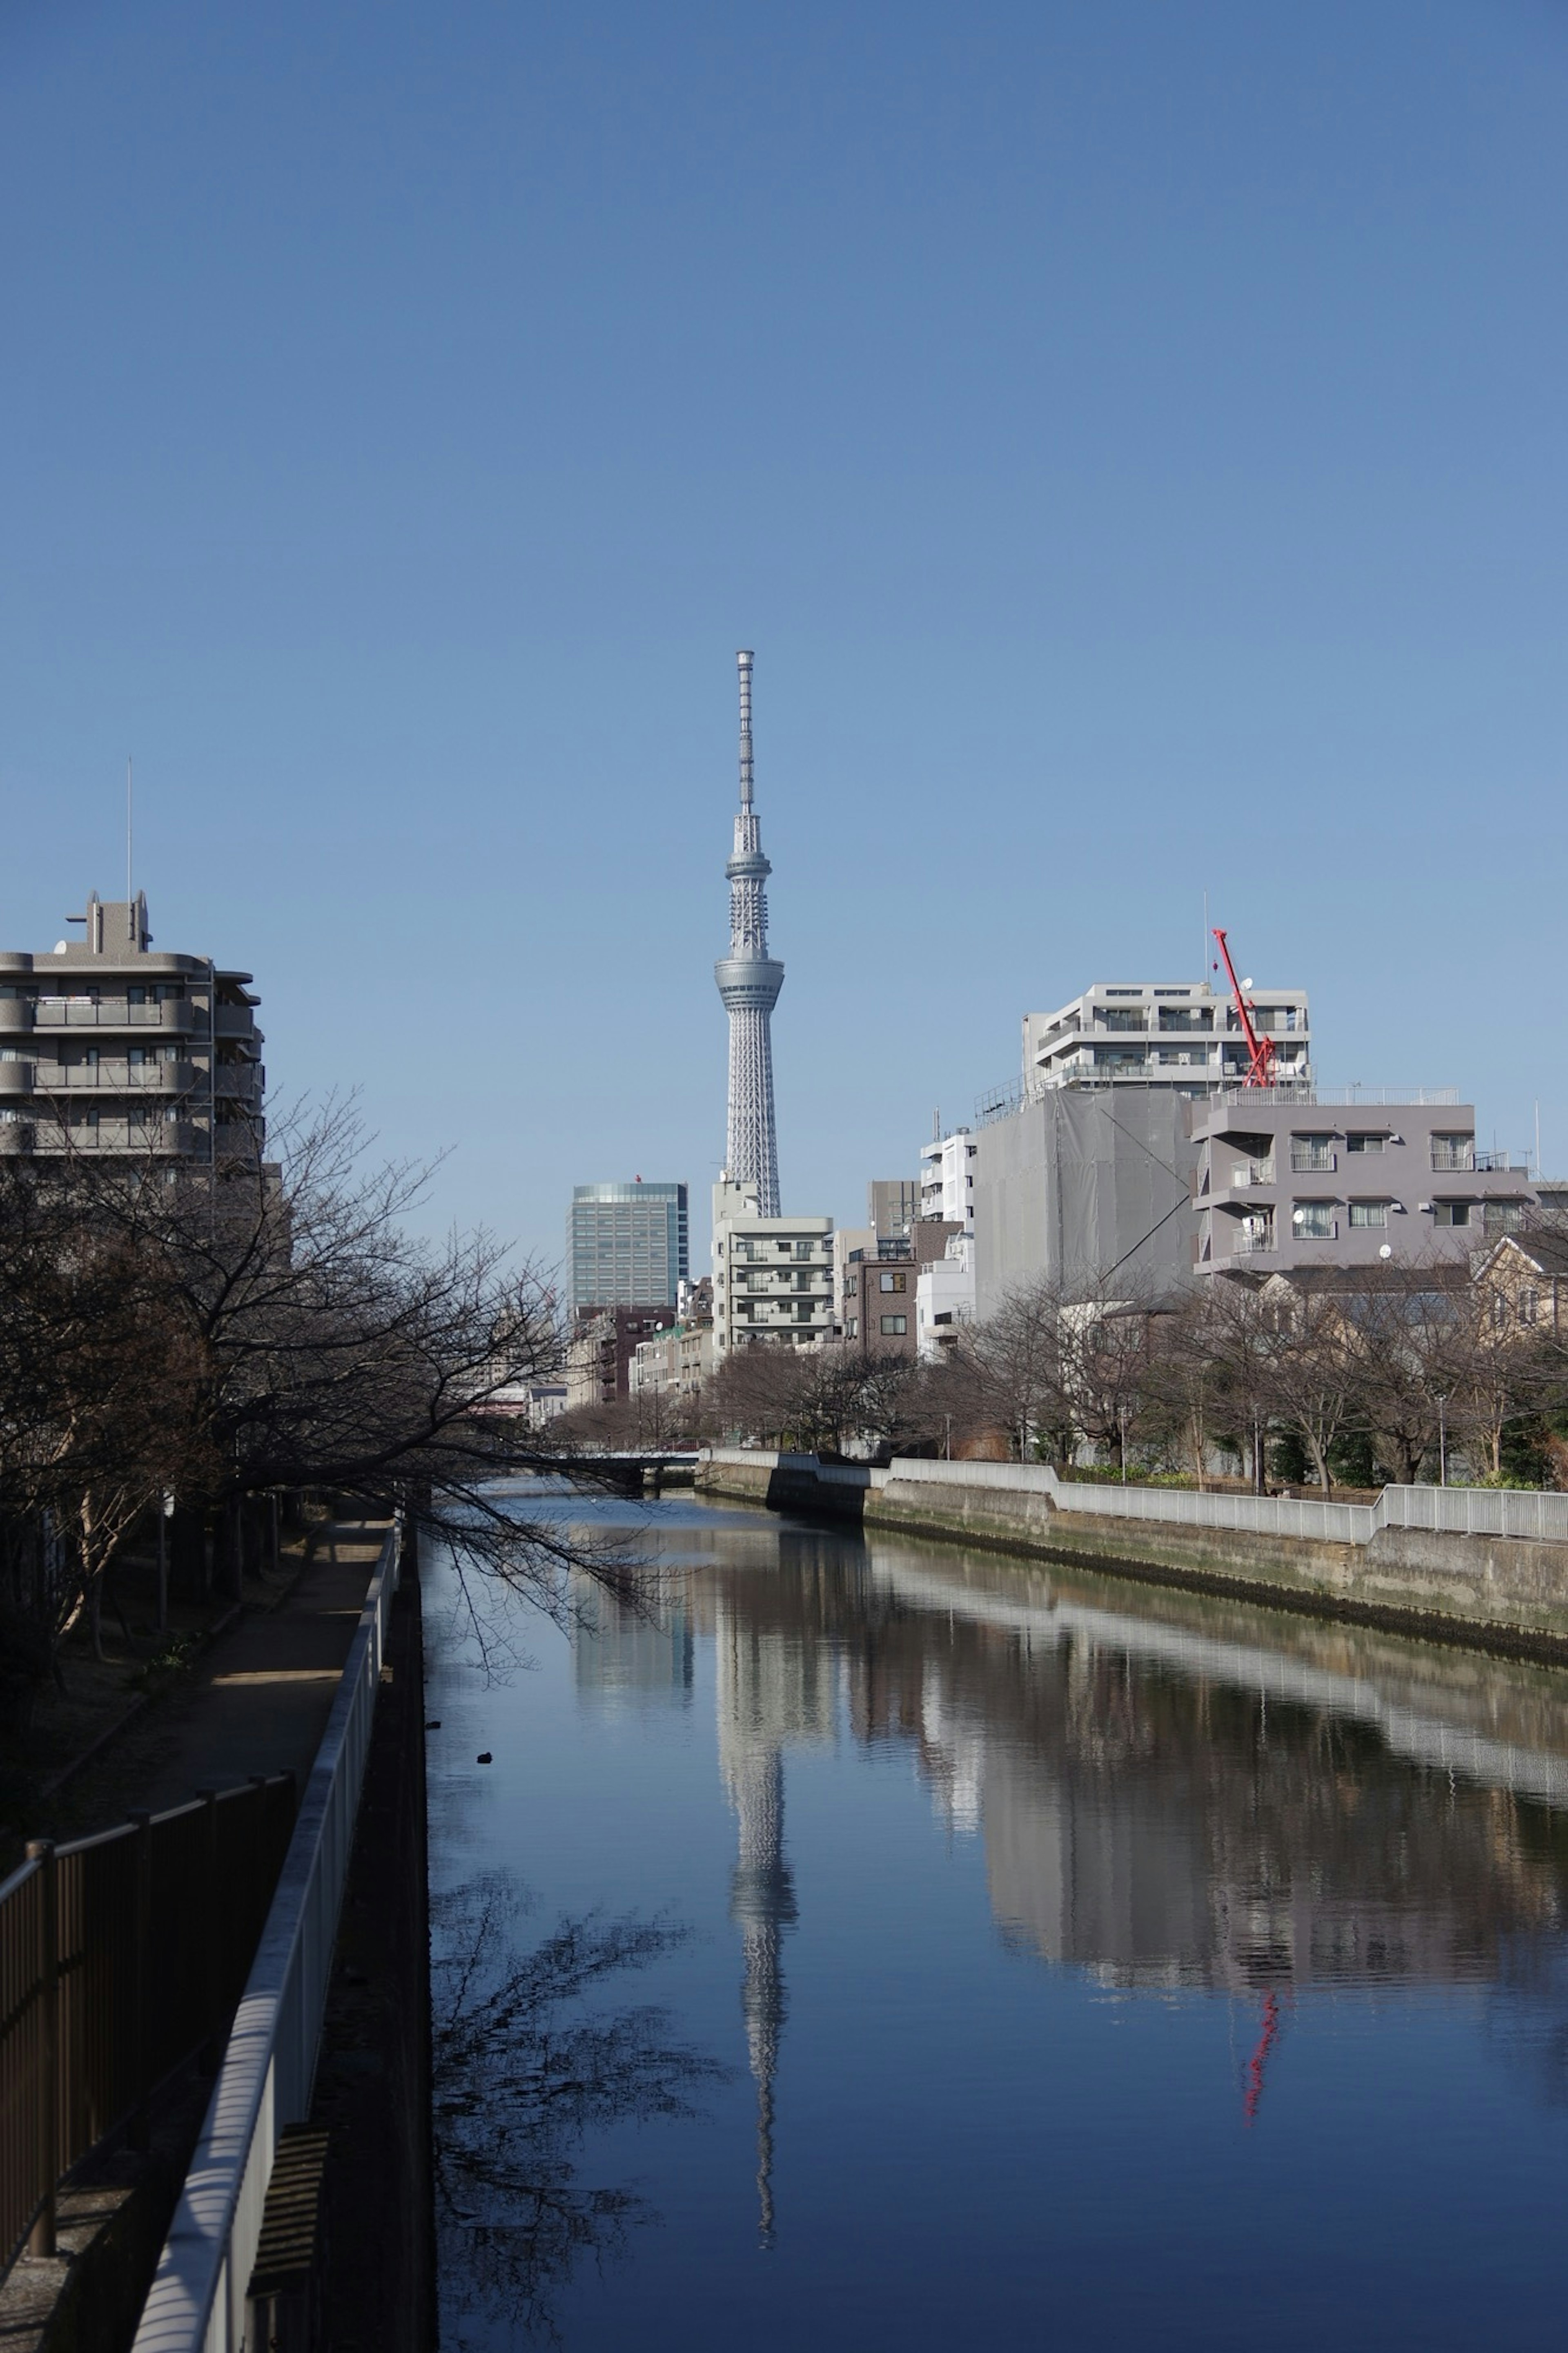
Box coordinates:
[0,890,264,1166]
[1192,1090,1534,1276]
[568,1180,690,1315]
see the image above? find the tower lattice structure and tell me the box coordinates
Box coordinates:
[715,649,784,1218]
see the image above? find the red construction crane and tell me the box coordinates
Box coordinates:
[1212,928,1276,1088]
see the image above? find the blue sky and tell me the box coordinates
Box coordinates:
[1,1,1563,1271]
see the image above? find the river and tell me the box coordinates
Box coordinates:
[425,1486,1568,2350]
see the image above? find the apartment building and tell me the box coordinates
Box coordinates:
[1019,980,1311,1101]
[0,890,264,1166]
[868,1177,919,1242]
[840,1220,961,1358]
[916,1231,976,1361]
[919,1129,977,1229]
[566,1305,677,1409]
[711,1175,833,1358]
[1192,1091,1535,1276]
[629,1279,715,1405]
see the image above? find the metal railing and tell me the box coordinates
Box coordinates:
[132,1520,400,2353]
[0,1775,296,2276]
[699,1452,1568,1551]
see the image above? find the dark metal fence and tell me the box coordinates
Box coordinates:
[0,1772,296,2273]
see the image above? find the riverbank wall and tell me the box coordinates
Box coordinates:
[696,1451,1568,1657]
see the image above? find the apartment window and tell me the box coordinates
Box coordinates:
[1520,1287,1540,1328]
[1348,1202,1390,1228]
[1483,1202,1524,1238]
[880,1314,908,1336]
[879,1270,907,1294]
[1346,1133,1385,1155]
[1291,1135,1335,1173]
[1432,1202,1471,1228]
[1292,1202,1335,1239]
[795,1240,813,1260]
[796,1301,814,1323]
[794,1271,811,1291]
[845,1318,858,1340]
[1431,1134,1474,1171]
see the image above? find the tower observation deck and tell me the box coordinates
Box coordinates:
[715,649,784,1217]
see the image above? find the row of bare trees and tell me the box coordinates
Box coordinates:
[0,1104,613,1696]
[558,1254,1568,1495]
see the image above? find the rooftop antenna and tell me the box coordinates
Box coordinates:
[126,755,134,904]
[736,649,755,808]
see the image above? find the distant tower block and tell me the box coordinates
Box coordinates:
[715,649,784,1216]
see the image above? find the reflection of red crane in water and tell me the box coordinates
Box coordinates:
[1242,1992,1284,2125]
[1212,928,1277,1089]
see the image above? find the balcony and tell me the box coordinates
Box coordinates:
[0,1121,33,1154]
[31,1120,199,1156]
[0,1001,33,1035]
[0,1062,33,1097]
[1233,1232,1276,1258]
[33,997,197,1035]
[1431,1144,1529,1173]
[31,1060,198,1093]
[1228,1160,1274,1189]
[214,1006,256,1040]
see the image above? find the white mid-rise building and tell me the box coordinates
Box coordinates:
[919,1129,977,1229]
[1020,980,1311,1101]
[711,1176,834,1359]
[915,1231,976,1361]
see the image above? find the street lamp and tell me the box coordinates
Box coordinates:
[1118,1403,1130,1485]
[1437,1392,1449,1488]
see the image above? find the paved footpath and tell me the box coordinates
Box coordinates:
[47,1521,391,1836]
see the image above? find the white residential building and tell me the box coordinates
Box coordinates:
[711,1175,834,1359]
[1019,980,1311,1101]
[915,1231,976,1362]
[919,1129,977,1229]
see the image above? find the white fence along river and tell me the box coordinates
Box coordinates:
[700,1451,1568,1548]
[132,1520,400,2353]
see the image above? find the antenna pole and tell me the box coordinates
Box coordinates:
[126,756,133,903]
[737,650,754,808]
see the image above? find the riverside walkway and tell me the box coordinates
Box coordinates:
[0,1520,396,2353]
[43,1521,391,1836]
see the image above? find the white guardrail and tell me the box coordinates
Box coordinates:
[133,1519,401,2353]
[698,1450,1568,1547]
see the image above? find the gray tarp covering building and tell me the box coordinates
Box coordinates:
[972,1089,1199,1316]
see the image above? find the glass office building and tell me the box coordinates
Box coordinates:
[568,1181,690,1314]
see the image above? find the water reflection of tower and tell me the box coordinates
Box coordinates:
[715,1594,833,2247]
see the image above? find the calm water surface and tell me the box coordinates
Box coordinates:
[426,1490,1568,2349]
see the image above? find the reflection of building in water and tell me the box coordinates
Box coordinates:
[571,1579,694,1712]
[715,1595,834,2245]
[838,1546,1568,2000]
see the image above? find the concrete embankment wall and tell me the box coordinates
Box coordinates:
[696,1454,1568,1657]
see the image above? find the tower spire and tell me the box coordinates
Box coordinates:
[715,649,783,1217]
[738,646,754,809]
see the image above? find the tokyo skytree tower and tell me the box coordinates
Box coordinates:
[715,649,784,1217]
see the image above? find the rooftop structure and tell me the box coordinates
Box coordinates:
[0,890,264,1167]
[993,977,1311,1117]
[715,651,784,1218]
[567,1180,689,1314]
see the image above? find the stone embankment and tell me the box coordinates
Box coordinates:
[696,1451,1568,1658]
